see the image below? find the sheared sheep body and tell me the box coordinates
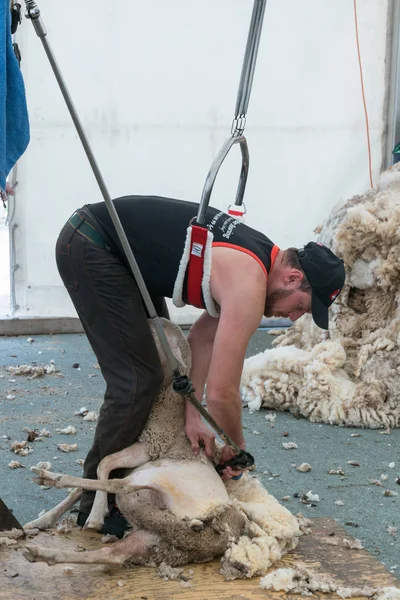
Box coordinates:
[24,319,299,578]
[242,164,400,428]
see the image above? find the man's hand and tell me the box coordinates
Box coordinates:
[218,443,246,481]
[185,417,216,458]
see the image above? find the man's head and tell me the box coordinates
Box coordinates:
[265,242,345,329]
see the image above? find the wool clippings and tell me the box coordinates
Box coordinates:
[328,467,345,476]
[63,567,74,574]
[57,515,77,534]
[370,479,383,487]
[303,491,320,503]
[34,461,52,471]
[56,426,77,435]
[74,407,88,416]
[296,513,313,534]
[57,443,78,453]
[296,463,312,472]
[265,413,276,423]
[8,460,25,469]
[7,364,57,379]
[10,440,33,456]
[259,566,400,597]
[83,411,97,421]
[343,538,363,550]
[282,442,298,450]
[264,413,276,428]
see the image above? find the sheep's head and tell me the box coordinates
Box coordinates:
[148,318,191,384]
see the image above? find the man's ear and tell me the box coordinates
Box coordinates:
[285,268,304,288]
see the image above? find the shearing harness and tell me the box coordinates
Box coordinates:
[21,0,267,474]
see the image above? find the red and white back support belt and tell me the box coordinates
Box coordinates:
[172,224,219,318]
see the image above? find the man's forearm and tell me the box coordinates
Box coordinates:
[206,392,245,448]
[186,315,217,425]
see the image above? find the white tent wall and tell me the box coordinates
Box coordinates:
[8,0,390,325]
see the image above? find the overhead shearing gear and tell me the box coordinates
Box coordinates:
[173,0,266,320]
[23,0,266,474]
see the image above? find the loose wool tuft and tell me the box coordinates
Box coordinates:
[241,164,400,428]
[259,566,400,597]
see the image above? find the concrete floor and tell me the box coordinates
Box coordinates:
[0,330,399,578]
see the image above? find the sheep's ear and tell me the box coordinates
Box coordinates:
[148,318,189,371]
[163,325,185,369]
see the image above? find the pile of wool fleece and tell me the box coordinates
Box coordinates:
[260,566,400,598]
[221,473,300,579]
[241,164,400,428]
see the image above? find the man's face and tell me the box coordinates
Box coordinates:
[264,287,312,322]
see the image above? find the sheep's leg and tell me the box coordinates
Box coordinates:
[24,529,158,566]
[24,488,82,531]
[31,467,154,495]
[85,442,150,532]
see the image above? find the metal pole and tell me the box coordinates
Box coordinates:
[234,0,267,131]
[196,0,266,223]
[23,1,180,374]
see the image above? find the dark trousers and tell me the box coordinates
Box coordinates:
[55,209,167,513]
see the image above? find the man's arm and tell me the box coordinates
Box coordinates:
[206,249,267,448]
[187,311,219,412]
[184,311,219,455]
[183,249,266,461]
[205,300,263,446]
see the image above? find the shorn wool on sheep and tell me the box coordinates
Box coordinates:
[241,163,400,429]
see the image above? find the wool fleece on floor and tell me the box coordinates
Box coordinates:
[241,164,400,429]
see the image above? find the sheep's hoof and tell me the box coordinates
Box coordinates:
[31,467,59,488]
[23,545,39,563]
[83,520,103,532]
[23,545,58,566]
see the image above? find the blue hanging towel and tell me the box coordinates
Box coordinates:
[0,0,30,193]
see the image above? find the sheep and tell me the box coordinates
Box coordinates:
[241,163,400,429]
[23,318,300,579]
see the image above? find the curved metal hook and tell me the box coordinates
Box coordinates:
[196,135,249,225]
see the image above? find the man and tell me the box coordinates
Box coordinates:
[56,195,345,536]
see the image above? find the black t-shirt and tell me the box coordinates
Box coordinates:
[88,196,277,299]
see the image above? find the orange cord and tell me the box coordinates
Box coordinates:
[354,0,373,188]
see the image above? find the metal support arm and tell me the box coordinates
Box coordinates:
[197,135,249,225]
[196,0,266,225]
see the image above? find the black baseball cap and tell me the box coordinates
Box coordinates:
[296,242,345,330]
